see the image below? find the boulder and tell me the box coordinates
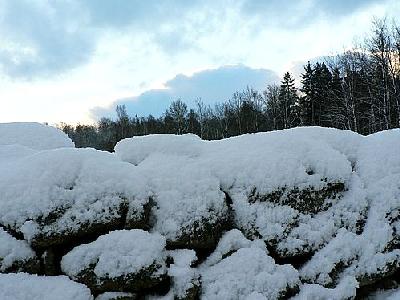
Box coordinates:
[200,247,300,299]
[61,230,168,294]
[0,148,151,250]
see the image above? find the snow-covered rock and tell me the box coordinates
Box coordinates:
[200,247,300,299]
[0,228,39,273]
[202,229,267,267]
[0,125,399,299]
[61,230,168,294]
[168,249,200,300]
[0,273,93,300]
[116,134,230,250]
[114,134,203,166]
[293,276,358,300]
[0,148,151,248]
[0,122,74,150]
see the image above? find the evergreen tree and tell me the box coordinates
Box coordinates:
[299,61,314,125]
[279,72,298,129]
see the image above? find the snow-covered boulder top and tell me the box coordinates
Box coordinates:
[115,133,202,165]
[115,127,360,195]
[201,247,300,299]
[0,122,74,150]
[0,273,93,300]
[0,147,150,242]
[61,229,166,279]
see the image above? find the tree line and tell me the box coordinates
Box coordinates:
[60,18,400,152]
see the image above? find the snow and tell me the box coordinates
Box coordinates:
[114,134,203,165]
[136,154,227,241]
[0,147,150,242]
[202,229,267,267]
[0,122,74,150]
[61,229,166,279]
[115,127,357,242]
[116,134,227,242]
[167,249,199,299]
[0,144,37,165]
[201,247,299,299]
[1,125,400,298]
[0,228,36,271]
[95,292,137,300]
[0,273,93,300]
[116,128,356,194]
[299,128,400,290]
[293,276,358,300]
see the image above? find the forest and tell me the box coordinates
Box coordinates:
[59,19,400,152]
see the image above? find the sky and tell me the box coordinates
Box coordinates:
[0,0,399,124]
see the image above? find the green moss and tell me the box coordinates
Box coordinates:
[73,262,168,295]
[167,212,231,250]
[248,180,345,214]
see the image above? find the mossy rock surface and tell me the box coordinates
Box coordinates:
[175,280,201,300]
[73,262,168,295]
[248,180,345,214]
[30,200,151,250]
[166,214,232,251]
[0,257,40,274]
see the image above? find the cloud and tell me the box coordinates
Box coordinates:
[90,64,279,119]
[240,0,383,28]
[0,0,95,77]
[0,0,387,78]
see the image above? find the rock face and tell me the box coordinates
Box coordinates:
[61,230,168,294]
[0,124,399,299]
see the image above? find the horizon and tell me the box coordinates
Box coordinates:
[0,0,399,125]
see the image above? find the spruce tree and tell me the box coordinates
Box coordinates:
[279,72,298,129]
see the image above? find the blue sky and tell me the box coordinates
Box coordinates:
[0,0,399,124]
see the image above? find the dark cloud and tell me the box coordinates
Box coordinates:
[90,64,279,119]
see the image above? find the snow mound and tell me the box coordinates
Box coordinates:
[115,134,202,165]
[0,147,150,246]
[62,229,166,278]
[0,122,74,150]
[201,247,300,299]
[0,273,93,300]
[0,144,38,165]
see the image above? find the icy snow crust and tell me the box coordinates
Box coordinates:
[1,124,400,299]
